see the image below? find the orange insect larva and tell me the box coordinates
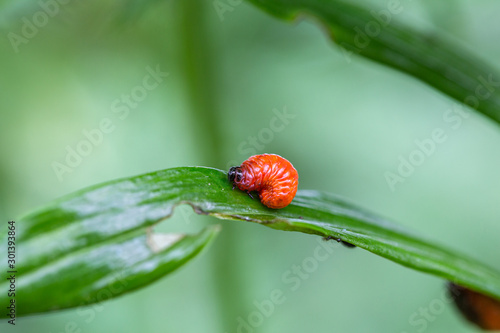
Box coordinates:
[448,282,500,330]
[228,154,298,209]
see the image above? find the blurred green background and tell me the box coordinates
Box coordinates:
[1,0,500,332]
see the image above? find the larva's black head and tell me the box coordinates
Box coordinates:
[228,166,243,183]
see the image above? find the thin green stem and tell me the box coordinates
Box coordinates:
[175,1,251,331]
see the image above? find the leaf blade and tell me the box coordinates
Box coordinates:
[246,0,500,125]
[3,167,499,319]
[1,192,219,318]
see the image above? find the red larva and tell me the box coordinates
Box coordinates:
[228,154,298,209]
[448,282,500,330]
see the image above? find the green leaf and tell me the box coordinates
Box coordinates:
[0,191,219,318]
[246,0,500,125]
[3,167,499,318]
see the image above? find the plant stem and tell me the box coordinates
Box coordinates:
[175,1,251,331]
